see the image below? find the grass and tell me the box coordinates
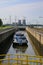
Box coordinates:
[0,26,13,30]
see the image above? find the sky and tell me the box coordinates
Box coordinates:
[0,0,43,24]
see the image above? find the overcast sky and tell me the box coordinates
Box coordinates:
[0,0,43,24]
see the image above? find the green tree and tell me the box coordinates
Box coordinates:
[0,19,3,26]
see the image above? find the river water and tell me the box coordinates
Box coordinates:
[6,31,36,56]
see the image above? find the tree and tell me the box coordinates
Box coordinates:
[0,19,3,26]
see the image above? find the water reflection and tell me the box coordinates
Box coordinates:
[13,46,28,53]
[7,31,36,56]
[0,34,13,59]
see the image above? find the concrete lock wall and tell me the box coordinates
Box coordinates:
[26,27,43,56]
[0,28,17,43]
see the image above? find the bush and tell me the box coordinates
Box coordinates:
[0,19,3,26]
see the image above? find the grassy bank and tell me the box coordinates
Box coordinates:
[0,26,13,30]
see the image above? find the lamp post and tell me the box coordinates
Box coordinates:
[9,16,11,24]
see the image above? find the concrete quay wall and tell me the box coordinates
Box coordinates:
[0,28,17,43]
[26,27,43,56]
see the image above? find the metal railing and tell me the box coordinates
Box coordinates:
[0,54,43,65]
